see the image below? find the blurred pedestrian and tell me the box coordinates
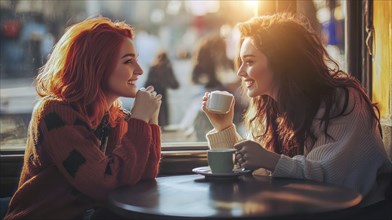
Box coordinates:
[144,51,179,126]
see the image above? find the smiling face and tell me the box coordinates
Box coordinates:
[237,37,278,99]
[107,37,143,103]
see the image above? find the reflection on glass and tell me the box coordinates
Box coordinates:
[0,0,346,149]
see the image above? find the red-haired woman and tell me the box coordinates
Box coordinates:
[202,14,392,207]
[5,17,162,219]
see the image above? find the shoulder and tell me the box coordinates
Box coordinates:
[315,87,371,120]
[32,97,90,129]
[334,87,369,115]
[34,97,67,111]
[33,97,73,116]
[148,65,157,71]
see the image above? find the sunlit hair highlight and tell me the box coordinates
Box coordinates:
[237,13,380,157]
[36,17,134,130]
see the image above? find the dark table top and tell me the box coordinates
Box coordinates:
[107,174,362,219]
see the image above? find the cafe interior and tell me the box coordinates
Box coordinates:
[0,0,391,219]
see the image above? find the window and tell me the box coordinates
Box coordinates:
[0,0,258,151]
[372,0,392,126]
[372,0,392,158]
[0,0,350,151]
[312,0,346,69]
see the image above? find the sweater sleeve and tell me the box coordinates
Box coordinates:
[141,124,161,179]
[206,124,244,148]
[38,102,154,201]
[272,89,392,196]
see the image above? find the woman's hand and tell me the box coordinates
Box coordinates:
[131,86,162,123]
[234,140,280,172]
[201,92,235,131]
[149,90,162,125]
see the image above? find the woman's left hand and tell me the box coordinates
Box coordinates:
[149,98,161,125]
[131,86,162,123]
[234,140,281,172]
[147,87,162,125]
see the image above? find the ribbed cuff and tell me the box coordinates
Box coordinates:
[113,118,152,169]
[150,124,161,148]
[127,118,152,141]
[147,124,161,170]
[206,124,242,149]
[271,154,296,178]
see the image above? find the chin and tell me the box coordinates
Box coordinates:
[247,87,270,98]
[247,90,258,98]
[120,91,136,98]
[129,88,137,97]
[128,92,137,98]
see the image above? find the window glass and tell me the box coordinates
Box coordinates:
[312,0,346,69]
[0,0,257,150]
[0,0,347,151]
[372,0,392,125]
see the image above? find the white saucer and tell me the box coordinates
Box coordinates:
[192,166,251,178]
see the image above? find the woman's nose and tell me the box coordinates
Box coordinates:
[134,63,143,75]
[237,66,246,77]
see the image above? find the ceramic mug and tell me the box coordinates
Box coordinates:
[207,148,236,174]
[206,91,234,114]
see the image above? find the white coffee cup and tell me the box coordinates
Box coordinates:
[206,91,234,114]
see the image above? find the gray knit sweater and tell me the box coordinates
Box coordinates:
[206,88,392,206]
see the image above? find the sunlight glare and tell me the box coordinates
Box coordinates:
[244,0,259,16]
[244,0,259,9]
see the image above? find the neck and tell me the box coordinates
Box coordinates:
[269,86,279,102]
[106,96,117,111]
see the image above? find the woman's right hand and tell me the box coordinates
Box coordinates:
[131,86,162,123]
[202,92,235,131]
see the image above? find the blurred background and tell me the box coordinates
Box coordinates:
[0,0,349,150]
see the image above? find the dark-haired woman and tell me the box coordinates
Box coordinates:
[202,13,391,207]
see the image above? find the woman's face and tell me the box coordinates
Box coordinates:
[107,38,143,101]
[237,37,278,99]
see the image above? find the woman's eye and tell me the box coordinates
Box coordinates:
[125,59,134,64]
[245,60,254,65]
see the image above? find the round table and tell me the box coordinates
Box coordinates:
[107,174,362,219]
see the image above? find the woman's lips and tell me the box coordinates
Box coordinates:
[127,79,137,85]
[244,80,254,88]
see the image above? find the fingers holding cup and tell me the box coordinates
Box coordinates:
[145,85,154,92]
[205,91,234,114]
[202,92,209,101]
[156,94,162,100]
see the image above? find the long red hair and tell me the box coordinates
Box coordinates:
[36,17,134,131]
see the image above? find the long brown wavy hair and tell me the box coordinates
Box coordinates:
[35,17,134,132]
[237,13,381,157]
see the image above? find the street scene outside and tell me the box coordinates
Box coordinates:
[0,0,345,150]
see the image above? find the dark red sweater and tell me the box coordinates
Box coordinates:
[5,98,161,219]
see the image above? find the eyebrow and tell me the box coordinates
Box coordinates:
[241,54,256,59]
[121,53,137,59]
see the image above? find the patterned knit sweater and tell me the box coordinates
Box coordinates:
[206,88,392,206]
[4,98,161,220]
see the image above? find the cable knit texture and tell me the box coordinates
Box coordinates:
[4,98,161,220]
[206,125,244,148]
[206,88,392,205]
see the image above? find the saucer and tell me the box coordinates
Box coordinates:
[192,166,251,178]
